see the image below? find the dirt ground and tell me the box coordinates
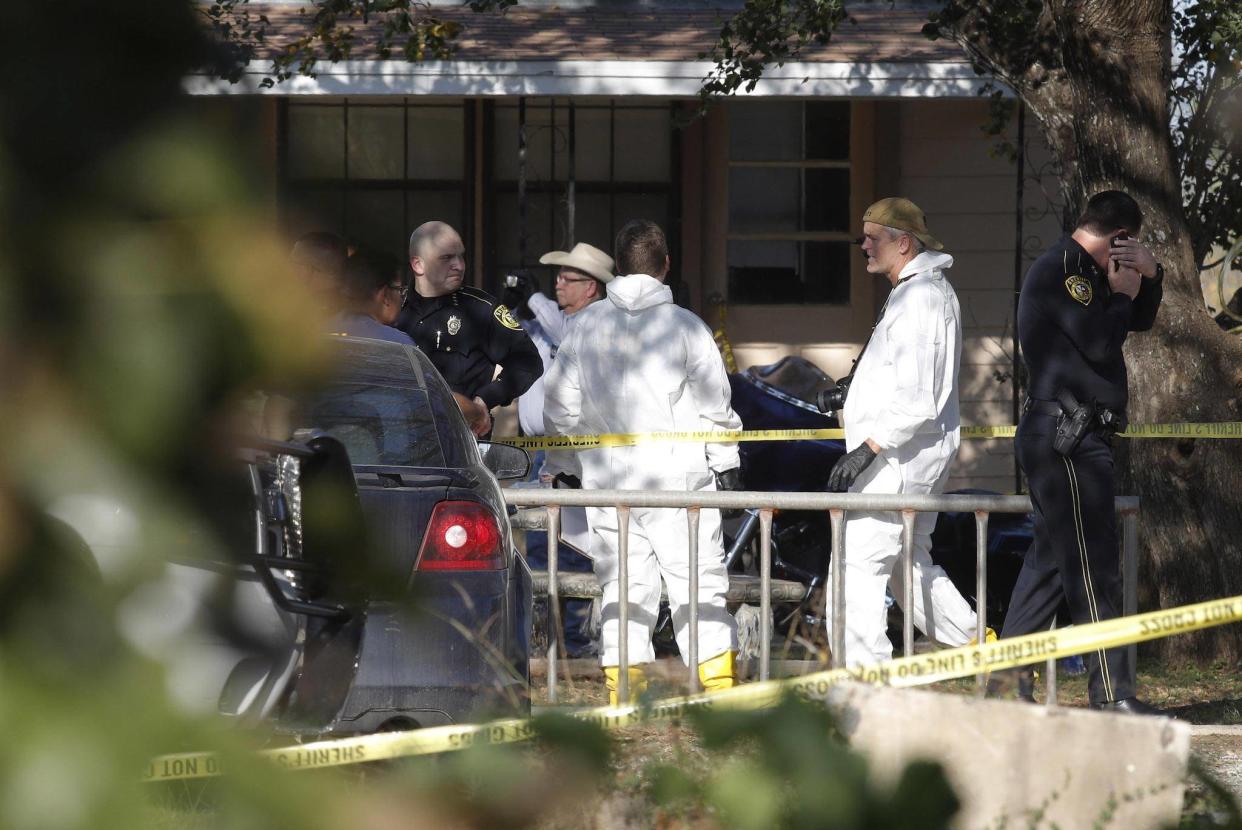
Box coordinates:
[1190,734,1242,817]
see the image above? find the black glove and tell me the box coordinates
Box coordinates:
[715,467,743,517]
[827,444,877,492]
[715,467,743,491]
[501,269,538,319]
[552,473,581,489]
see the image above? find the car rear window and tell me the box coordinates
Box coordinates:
[258,337,482,470]
[307,383,445,467]
[411,350,480,468]
[288,338,446,468]
[327,336,429,387]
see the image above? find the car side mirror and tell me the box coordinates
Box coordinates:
[476,441,531,480]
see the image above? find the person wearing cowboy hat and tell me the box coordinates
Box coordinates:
[821,197,989,666]
[508,241,616,441]
[507,242,615,658]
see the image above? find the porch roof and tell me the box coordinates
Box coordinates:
[239,4,958,63]
[190,4,990,97]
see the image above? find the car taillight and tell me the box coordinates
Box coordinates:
[415,501,505,571]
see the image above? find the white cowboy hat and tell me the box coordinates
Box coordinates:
[538,242,615,284]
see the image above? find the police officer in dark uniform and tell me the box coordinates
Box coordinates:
[397,221,542,437]
[1001,191,1164,714]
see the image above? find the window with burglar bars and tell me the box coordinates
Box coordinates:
[727,101,853,305]
[487,99,676,280]
[280,99,471,263]
[279,98,676,292]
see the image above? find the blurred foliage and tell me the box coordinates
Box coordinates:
[3,4,958,828]
[0,1,336,827]
[375,715,616,829]
[4,2,1224,829]
[647,696,959,830]
[1181,757,1242,829]
[147,698,962,830]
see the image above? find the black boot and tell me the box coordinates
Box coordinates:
[1090,697,1167,717]
[1016,669,1037,704]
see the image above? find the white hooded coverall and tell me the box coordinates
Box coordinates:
[543,273,741,667]
[516,292,589,554]
[516,292,564,438]
[829,250,979,665]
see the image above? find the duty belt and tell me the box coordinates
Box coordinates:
[1022,398,1128,433]
[1022,399,1063,418]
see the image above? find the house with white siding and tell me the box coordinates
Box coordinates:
[190,0,1066,492]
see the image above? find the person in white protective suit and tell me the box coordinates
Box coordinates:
[822,197,992,666]
[543,219,743,704]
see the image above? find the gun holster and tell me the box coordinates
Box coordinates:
[1052,390,1095,457]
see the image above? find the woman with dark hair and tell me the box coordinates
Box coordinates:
[327,249,414,345]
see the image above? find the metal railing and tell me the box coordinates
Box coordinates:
[504,489,1140,704]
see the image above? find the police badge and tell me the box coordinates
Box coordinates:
[1065,275,1093,306]
[494,305,521,331]
[446,314,462,335]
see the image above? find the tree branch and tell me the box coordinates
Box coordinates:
[699,0,848,105]
[204,0,493,87]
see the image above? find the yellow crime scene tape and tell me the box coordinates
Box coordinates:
[492,422,1242,450]
[144,592,1242,783]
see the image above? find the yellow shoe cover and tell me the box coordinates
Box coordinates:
[604,666,648,706]
[968,627,998,646]
[698,650,738,692]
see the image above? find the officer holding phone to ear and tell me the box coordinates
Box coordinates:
[999,191,1164,714]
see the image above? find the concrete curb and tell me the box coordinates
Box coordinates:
[1191,724,1242,737]
[827,682,1190,829]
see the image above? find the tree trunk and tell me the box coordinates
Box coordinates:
[973,0,1242,661]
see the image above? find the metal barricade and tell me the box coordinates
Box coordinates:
[504,489,1140,704]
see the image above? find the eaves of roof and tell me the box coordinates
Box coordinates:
[190,4,993,97]
[224,3,961,63]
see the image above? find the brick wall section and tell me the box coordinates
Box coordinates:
[231,4,961,63]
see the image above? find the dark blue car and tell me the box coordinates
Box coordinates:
[272,336,534,735]
[60,337,535,737]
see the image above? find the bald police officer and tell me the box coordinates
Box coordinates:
[397,221,542,436]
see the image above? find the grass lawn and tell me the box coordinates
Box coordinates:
[929,658,1241,722]
[533,657,1242,723]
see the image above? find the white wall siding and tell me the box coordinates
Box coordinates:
[894,100,1062,493]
